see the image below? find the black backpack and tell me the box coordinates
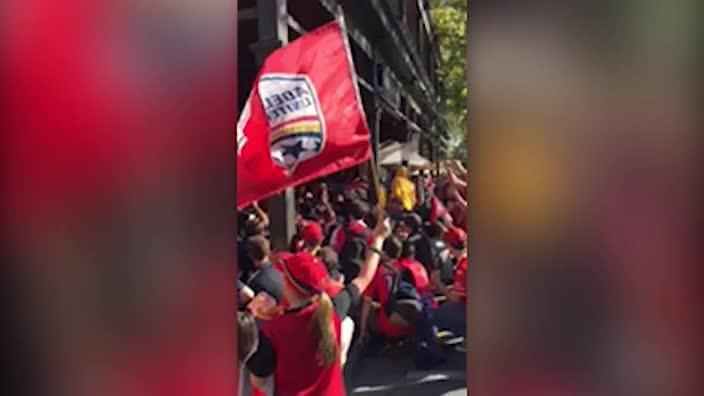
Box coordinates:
[338,226,369,283]
[384,263,422,324]
[432,239,454,284]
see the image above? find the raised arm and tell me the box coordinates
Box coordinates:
[415,175,426,204]
[451,187,468,211]
[238,280,255,308]
[448,167,468,194]
[318,183,337,227]
[251,201,270,228]
[351,217,392,294]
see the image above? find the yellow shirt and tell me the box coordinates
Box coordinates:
[390,167,416,211]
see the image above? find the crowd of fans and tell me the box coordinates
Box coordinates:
[237,161,468,396]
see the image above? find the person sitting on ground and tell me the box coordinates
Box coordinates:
[394,241,432,300]
[426,222,453,286]
[431,226,468,338]
[245,235,284,304]
[358,237,419,344]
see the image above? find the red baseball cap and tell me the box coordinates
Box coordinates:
[300,221,324,245]
[278,252,343,297]
[444,226,467,249]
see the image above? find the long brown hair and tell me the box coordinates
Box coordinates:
[237,311,258,363]
[279,256,339,367]
[311,292,338,367]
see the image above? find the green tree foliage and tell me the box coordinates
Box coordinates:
[431,0,467,162]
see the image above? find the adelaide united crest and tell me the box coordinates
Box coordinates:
[259,74,326,174]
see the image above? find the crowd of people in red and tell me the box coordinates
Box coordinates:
[237,162,468,396]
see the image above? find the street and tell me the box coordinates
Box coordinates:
[345,338,467,395]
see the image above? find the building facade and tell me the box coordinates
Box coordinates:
[238,0,449,247]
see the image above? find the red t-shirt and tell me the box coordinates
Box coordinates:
[363,268,413,339]
[331,220,369,253]
[452,256,468,300]
[394,257,431,295]
[449,203,466,230]
[260,304,345,396]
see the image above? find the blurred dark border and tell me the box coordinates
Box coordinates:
[468,1,702,395]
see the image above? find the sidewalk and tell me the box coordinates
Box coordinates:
[345,339,467,396]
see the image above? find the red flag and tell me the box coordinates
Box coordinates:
[237,19,371,209]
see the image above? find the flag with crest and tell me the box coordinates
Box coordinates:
[237,18,371,209]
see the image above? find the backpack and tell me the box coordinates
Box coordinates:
[385,269,422,324]
[432,239,454,284]
[338,226,369,283]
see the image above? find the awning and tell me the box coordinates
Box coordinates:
[378,140,431,169]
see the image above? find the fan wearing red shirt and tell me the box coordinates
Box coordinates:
[330,199,372,253]
[245,217,391,396]
[358,238,416,342]
[395,242,432,296]
[432,226,467,337]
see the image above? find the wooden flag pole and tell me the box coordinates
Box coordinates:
[369,154,386,222]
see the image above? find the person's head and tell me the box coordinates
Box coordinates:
[386,197,403,216]
[237,311,259,364]
[427,222,446,239]
[401,213,422,235]
[394,222,411,241]
[300,221,324,253]
[240,211,266,237]
[401,240,416,259]
[383,236,403,261]
[346,199,370,222]
[444,226,467,256]
[364,205,380,227]
[289,234,304,253]
[317,247,339,274]
[246,235,271,266]
[277,253,342,367]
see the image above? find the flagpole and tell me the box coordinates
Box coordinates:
[336,7,385,221]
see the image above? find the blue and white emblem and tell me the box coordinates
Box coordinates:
[259,74,326,174]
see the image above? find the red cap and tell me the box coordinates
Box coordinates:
[279,252,343,297]
[300,221,324,245]
[444,226,467,249]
